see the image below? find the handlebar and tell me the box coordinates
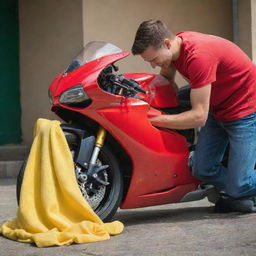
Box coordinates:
[108,74,147,94]
[118,76,148,94]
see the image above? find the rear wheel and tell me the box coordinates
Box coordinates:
[16,133,123,222]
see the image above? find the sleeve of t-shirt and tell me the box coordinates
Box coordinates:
[187,52,218,88]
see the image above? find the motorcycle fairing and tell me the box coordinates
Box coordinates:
[50,51,130,101]
[82,102,199,208]
[50,51,200,209]
[124,73,179,108]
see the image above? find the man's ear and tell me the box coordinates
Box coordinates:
[163,39,172,49]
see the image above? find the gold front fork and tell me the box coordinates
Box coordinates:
[89,126,106,165]
[95,126,106,148]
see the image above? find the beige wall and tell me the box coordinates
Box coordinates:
[251,0,256,61]
[238,0,252,58]
[19,0,84,144]
[82,0,233,86]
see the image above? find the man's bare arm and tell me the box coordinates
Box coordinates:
[149,84,211,129]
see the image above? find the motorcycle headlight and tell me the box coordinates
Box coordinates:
[59,84,92,108]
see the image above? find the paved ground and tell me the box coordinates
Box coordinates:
[1,178,256,256]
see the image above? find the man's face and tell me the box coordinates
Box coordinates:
[141,43,173,69]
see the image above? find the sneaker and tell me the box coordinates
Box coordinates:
[215,195,256,213]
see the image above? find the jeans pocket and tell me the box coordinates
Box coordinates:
[240,112,256,121]
[224,112,256,132]
[240,112,256,128]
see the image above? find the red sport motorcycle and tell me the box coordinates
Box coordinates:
[17,42,218,221]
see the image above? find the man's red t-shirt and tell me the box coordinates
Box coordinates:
[172,31,256,121]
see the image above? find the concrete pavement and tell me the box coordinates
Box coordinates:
[1,178,256,256]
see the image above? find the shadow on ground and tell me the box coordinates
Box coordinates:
[114,203,243,226]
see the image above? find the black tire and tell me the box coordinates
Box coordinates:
[16,138,123,222]
[90,145,123,221]
[16,160,26,205]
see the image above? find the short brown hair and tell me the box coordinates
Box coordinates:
[131,20,174,55]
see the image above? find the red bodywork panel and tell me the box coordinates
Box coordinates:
[49,51,199,209]
[124,73,179,108]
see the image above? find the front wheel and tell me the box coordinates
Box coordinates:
[16,140,123,222]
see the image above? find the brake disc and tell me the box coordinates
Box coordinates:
[80,182,106,210]
[75,159,108,210]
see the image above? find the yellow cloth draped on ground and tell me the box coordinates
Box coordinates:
[0,119,123,247]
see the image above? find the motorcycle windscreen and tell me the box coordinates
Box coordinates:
[64,41,123,74]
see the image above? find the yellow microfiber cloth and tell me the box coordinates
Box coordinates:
[0,118,123,247]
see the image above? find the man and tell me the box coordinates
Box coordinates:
[131,19,256,213]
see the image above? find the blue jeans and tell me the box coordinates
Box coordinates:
[193,112,256,198]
